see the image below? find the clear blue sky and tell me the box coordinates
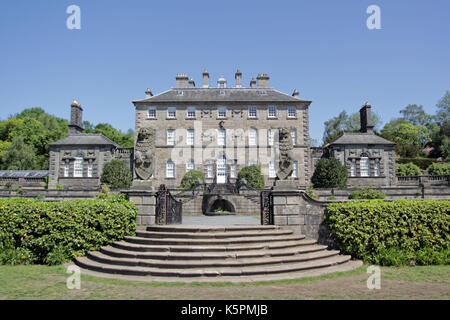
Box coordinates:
[0,0,449,143]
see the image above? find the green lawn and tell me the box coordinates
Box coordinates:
[0,264,449,300]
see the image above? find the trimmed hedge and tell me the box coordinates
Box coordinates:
[427,162,450,175]
[396,162,422,177]
[349,187,386,200]
[325,200,450,264]
[397,157,437,170]
[0,196,137,265]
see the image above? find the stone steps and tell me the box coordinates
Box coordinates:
[74,225,360,282]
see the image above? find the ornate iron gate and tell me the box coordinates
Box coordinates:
[155,184,182,225]
[260,190,273,225]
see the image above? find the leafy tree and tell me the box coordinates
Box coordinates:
[436,90,450,126]
[311,158,348,188]
[323,110,380,145]
[237,165,265,189]
[399,104,435,128]
[84,123,134,148]
[180,170,205,189]
[396,162,422,176]
[100,160,132,190]
[429,122,450,159]
[1,136,37,170]
[381,121,431,158]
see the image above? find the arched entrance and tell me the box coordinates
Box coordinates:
[205,198,236,215]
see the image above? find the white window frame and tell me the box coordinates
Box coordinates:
[218,107,227,118]
[187,129,195,146]
[291,129,297,146]
[167,107,176,119]
[187,107,196,119]
[87,162,93,178]
[230,160,237,178]
[288,106,297,118]
[186,161,195,173]
[248,128,257,146]
[360,157,370,177]
[291,161,298,178]
[206,163,214,178]
[147,107,156,119]
[166,161,175,178]
[268,106,277,118]
[248,106,257,118]
[74,155,84,178]
[167,129,175,146]
[350,161,356,177]
[64,162,70,177]
[217,129,226,146]
[374,161,380,177]
[269,161,276,178]
[268,129,275,146]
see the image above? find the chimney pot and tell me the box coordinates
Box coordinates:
[176,73,189,88]
[202,69,209,88]
[256,73,270,88]
[235,69,242,88]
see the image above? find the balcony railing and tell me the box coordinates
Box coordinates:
[396,175,449,186]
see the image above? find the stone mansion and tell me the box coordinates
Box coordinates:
[48,70,396,189]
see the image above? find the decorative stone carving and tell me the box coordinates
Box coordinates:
[276,128,294,180]
[134,127,155,180]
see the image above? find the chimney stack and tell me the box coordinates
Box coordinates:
[188,78,195,88]
[256,73,270,88]
[235,69,242,88]
[176,74,189,88]
[69,100,83,135]
[360,102,374,133]
[292,89,299,98]
[202,69,209,88]
[250,77,256,88]
[145,88,153,98]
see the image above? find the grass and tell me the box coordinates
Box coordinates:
[0,264,449,300]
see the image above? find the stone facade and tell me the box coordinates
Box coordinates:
[132,70,312,189]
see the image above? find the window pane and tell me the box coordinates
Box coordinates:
[187,129,194,145]
[64,163,70,177]
[248,106,257,118]
[268,106,277,118]
[167,107,176,118]
[269,161,276,178]
[186,162,195,172]
[88,162,93,178]
[187,107,196,118]
[291,161,298,178]
[148,108,156,119]
[374,162,380,177]
[249,129,257,146]
[74,156,84,178]
[268,129,275,146]
[167,130,175,145]
[350,161,356,177]
[291,129,297,146]
[288,107,297,118]
[360,157,370,177]
[218,107,227,118]
[207,163,214,178]
[230,161,237,178]
[218,129,226,146]
[166,162,175,178]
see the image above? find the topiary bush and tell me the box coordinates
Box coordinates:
[349,186,386,200]
[0,196,137,265]
[100,160,132,190]
[427,162,450,175]
[180,170,205,190]
[325,200,450,265]
[396,162,422,176]
[238,165,265,189]
[311,158,348,188]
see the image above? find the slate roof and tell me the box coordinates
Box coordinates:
[133,88,312,104]
[0,170,49,178]
[49,134,120,147]
[326,132,395,146]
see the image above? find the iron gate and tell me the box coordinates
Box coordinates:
[260,190,273,225]
[155,184,182,225]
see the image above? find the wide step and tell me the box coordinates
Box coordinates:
[74,225,360,282]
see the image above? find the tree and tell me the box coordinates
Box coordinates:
[84,123,134,148]
[1,136,37,170]
[436,90,450,126]
[429,122,450,159]
[322,110,381,145]
[399,104,435,128]
[180,170,205,189]
[381,121,431,158]
[311,158,348,188]
[237,165,265,189]
[100,160,132,190]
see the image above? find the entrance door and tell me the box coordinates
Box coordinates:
[216,155,227,184]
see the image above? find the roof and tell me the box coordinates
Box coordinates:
[50,134,120,147]
[326,132,395,146]
[0,170,49,178]
[133,88,312,104]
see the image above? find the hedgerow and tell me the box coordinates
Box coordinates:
[0,195,137,265]
[325,200,450,265]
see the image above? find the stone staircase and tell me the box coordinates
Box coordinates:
[75,225,362,283]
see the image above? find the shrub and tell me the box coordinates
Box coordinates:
[180,170,205,190]
[311,158,347,188]
[374,247,415,267]
[238,165,265,189]
[349,186,386,200]
[0,196,137,265]
[100,160,132,190]
[397,157,437,170]
[325,200,450,264]
[306,187,318,199]
[427,162,450,175]
[396,162,422,176]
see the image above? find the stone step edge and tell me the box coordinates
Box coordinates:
[86,249,340,269]
[146,225,280,233]
[74,255,351,277]
[124,235,305,246]
[112,238,318,253]
[100,244,328,260]
[135,229,294,239]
